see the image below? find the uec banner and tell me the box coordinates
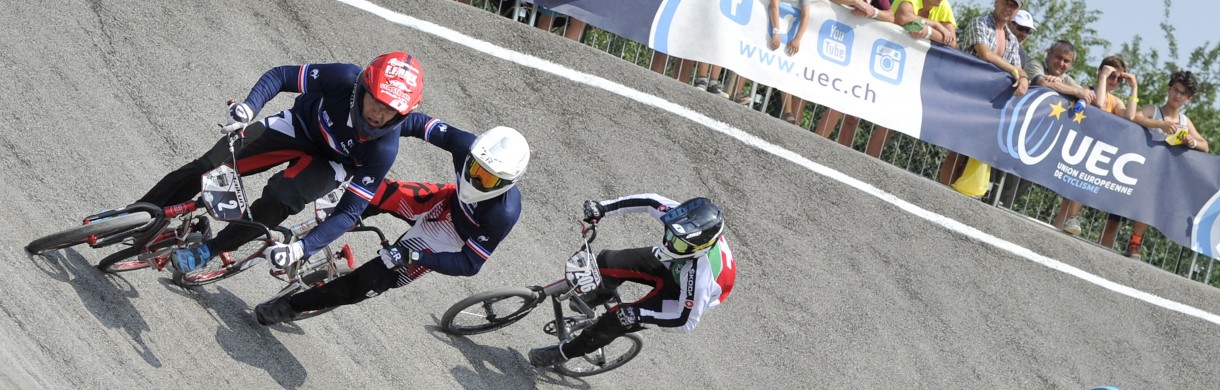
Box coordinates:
[921,47,1220,257]
[526,0,1220,257]
[531,0,928,134]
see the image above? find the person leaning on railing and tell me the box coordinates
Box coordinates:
[1121,70,1211,259]
[1058,55,1140,238]
[940,0,1028,193]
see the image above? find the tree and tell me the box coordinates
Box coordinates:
[953,0,1107,81]
[1115,0,1219,148]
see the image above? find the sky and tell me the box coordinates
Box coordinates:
[960,0,1213,62]
[1083,0,1211,60]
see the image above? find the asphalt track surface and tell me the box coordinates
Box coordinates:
[3,0,1220,389]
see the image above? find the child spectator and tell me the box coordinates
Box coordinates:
[1059,55,1139,236]
[1123,70,1211,258]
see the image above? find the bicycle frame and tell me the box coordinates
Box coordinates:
[87,130,276,271]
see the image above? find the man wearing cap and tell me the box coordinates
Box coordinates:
[959,0,1027,91]
[986,9,1036,206]
[1009,9,1035,66]
[939,0,1028,189]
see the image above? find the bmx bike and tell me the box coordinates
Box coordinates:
[440,222,643,376]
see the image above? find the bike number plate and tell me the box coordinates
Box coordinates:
[201,165,248,221]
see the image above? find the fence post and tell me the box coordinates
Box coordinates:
[1205,256,1214,285]
[1207,246,1218,285]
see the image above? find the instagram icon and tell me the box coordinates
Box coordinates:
[870,40,906,84]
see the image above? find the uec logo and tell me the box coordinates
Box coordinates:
[997,90,1146,186]
[1192,191,1220,258]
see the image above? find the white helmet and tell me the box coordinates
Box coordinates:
[458,126,530,204]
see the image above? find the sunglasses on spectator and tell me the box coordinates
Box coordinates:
[1107,73,1126,85]
[1013,25,1032,34]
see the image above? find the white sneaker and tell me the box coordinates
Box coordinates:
[1063,217,1082,235]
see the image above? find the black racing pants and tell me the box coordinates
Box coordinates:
[561,247,685,358]
[136,111,342,252]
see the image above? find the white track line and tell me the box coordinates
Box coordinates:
[337,0,1220,326]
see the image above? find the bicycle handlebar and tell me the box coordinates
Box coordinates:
[579,220,598,244]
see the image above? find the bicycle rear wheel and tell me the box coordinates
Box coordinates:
[556,333,644,377]
[26,213,152,254]
[441,287,541,336]
[96,239,175,273]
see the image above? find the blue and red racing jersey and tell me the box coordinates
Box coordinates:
[241,63,421,257]
[394,116,522,276]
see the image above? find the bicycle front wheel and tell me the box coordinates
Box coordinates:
[441,287,541,336]
[26,213,152,254]
[556,333,644,377]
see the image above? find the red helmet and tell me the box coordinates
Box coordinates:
[352,52,423,140]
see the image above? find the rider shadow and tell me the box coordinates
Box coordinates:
[28,249,162,367]
[178,286,310,389]
[422,317,591,390]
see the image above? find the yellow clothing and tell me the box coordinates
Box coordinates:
[892,0,957,27]
[1101,93,1120,115]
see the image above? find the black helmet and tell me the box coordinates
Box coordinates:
[659,197,724,258]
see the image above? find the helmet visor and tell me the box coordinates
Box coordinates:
[464,157,513,192]
[664,229,716,255]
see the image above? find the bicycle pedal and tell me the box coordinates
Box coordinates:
[542,317,581,336]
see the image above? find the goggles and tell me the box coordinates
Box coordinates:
[664,229,716,255]
[464,158,513,192]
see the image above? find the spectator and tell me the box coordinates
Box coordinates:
[1122,70,1211,258]
[993,40,1095,208]
[775,0,884,127]
[888,0,958,47]
[1009,10,1034,66]
[648,54,699,87]
[533,7,587,42]
[940,0,1028,192]
[694,63,731,98]
[960,0,1028,94]
[769,0,818,122]
[1093,55,1139,120]
[1027,40,1095,103]
[720,66,761,109]
[812,1,896,148]
[1059,55,1139,236]
[649,51,671,75]
[853,0,949,157]
[986,8,1034,206]
[782,112,798,125]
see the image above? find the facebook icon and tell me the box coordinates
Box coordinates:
[720,0,752,25]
